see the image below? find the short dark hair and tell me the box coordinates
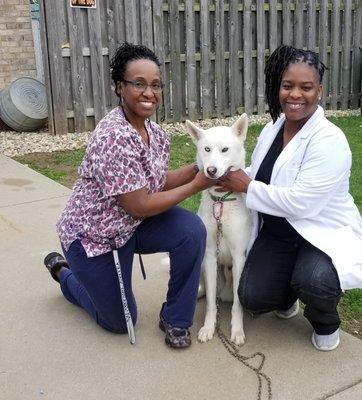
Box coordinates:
[265,45,327,122]
[110,42,161,98]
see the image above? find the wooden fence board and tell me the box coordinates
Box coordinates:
[214,0,226,117]
[124,0,139,43]
[352,0,362,108]
[105,0,123,108]
[229,0,239,115]
[319,0,329,108]
[46,1,69,134]
[295,0,304,48]
[88,5,107,123]
[269,0,278,53]
[140,0,153,49]
[68,6,88,132]
[330,0,340,109]
[308,0,316,51]
[200,0,212,119]
[282,0,292,45]
[169,0,182,121]
[243,0,253,114]
[152,0,169,122]
[185,0,198,120]
[341,0,352,109]
[257,0,266,115]
[117,0,127,44]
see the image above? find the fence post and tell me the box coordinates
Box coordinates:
[39,0,54,134]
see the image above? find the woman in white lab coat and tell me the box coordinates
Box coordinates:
[218,45,362,351]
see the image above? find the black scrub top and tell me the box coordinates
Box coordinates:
[254,125,301,240]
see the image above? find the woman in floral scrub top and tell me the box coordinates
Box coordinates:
[44,43,214,349]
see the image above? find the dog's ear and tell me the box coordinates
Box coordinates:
[231,113,248,141]
[185,120,204,142]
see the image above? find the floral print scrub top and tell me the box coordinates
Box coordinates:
[56,107,170,257]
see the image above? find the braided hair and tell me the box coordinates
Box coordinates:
[110,42,161,98]
[265,45,327,123]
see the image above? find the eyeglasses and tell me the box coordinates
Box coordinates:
[121,79,164,93]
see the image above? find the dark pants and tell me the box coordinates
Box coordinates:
[59,206,206,333]
[238,227,342,335]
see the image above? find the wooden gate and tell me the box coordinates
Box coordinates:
[40,1,362,135]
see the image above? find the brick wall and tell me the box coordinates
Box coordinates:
[0,0,36,90]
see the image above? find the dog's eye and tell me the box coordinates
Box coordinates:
[204,147,210,152]
[222,147,229,153]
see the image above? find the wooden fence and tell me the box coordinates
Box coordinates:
[40,1,362,135]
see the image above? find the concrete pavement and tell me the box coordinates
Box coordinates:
[0,153,361,400]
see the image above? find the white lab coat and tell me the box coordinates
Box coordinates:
[246,106,362,290]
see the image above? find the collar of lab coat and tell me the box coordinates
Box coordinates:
[252,106,325,182]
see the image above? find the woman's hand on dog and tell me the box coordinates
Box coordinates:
[192,171,215,191]
[217,170,252,193]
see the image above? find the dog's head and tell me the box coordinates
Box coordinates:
[185,114,248,179]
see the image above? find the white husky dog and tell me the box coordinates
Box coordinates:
[186,114,251,345]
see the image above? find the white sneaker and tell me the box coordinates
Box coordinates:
[311,329,340,351]
[275,300,299,319]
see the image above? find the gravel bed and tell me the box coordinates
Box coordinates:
[0,109,359,157]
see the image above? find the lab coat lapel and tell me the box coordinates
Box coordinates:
[271,106,324,183]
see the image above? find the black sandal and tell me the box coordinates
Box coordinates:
[159,306,191,349]
[44,252,69,282]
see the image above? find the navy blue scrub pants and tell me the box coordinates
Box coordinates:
[59,206,206,333]
[238,227,342,335]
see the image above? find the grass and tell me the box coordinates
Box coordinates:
[13,115,362,338]
[328,117,362,209]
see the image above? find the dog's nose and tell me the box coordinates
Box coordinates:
[207,166,217,177]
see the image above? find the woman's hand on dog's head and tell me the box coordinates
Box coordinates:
[217,170,252,193]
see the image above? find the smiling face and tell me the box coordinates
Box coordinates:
[279,62,322,125]
[118,59,162,122]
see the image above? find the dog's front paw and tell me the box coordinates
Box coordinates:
[230,328,246,346]
[198,325,215,342]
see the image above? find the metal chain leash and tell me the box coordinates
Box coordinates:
[215,298,272,400]
[213,200,272,400]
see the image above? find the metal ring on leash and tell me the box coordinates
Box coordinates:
[110,240,136,345]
